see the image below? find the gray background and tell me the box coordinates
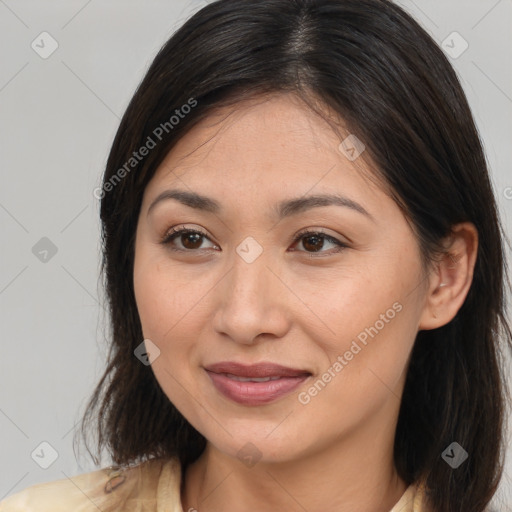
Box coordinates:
[1,0,511,508]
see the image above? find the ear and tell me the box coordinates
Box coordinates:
[418,222,479,331]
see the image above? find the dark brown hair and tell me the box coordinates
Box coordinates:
[77,1,512,510]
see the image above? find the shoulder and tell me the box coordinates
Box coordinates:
[390,480,433,512]
[0,457,181,512]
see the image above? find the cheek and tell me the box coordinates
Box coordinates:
[305,251,423,383]
[133,251,212,353]
[133,256,200,407]
[134,262,166,340]
[297,302,417,439]
[304,274,402,350]
[134,238,182,334]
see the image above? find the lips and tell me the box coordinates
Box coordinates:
[204,361,311,379]
[204,361,312,406]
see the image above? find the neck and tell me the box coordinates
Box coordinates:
[181,413,407,512]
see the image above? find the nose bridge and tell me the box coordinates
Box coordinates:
[227,243,274,308]
[212,242,289,342]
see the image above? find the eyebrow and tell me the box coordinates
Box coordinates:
[147,189,374,222]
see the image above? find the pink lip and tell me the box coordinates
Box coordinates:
[205,361,310,378]
[204,361,311,406]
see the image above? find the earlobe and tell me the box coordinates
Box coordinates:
[418,222,478,331]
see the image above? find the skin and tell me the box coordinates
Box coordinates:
[133,93,478,512]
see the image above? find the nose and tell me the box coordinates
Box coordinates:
[211,248,291,345]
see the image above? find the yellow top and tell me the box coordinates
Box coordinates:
[0,457,430,511]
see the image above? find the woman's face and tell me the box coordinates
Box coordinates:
[133,93,432,464]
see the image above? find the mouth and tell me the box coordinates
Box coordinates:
[204,361,312,406]
[221,374,284,382]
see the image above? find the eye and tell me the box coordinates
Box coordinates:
[160,226,348,257]
[290,229,348,257]
[160,225,218,252]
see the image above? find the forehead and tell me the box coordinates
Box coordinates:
[144,93,388,214]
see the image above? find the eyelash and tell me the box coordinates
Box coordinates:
[160,225,348,257]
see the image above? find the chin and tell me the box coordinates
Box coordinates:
[198,424,310,467]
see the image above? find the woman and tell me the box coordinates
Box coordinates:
[1,0,510,511]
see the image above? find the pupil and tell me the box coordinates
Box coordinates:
[303,235,323,252]
[183,233,202,249]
